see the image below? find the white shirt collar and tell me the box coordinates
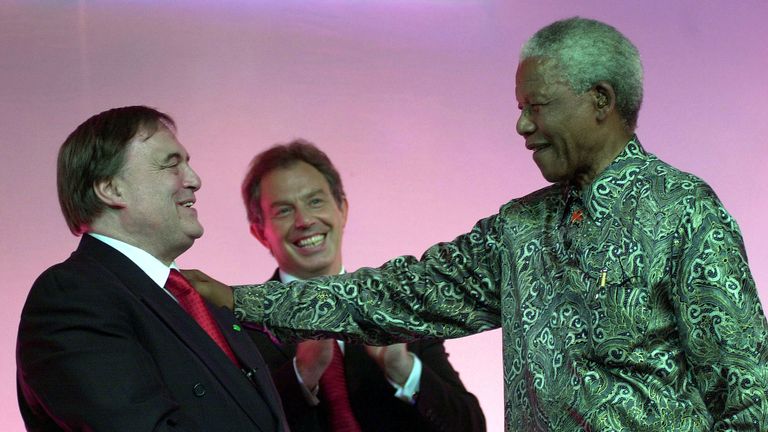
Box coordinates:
[278,267,345,283]
[88,233,175,288]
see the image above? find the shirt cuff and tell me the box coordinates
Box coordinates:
[387,353,422,404]
[293,356,320,406]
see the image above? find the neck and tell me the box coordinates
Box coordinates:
[573,130,633,189]
[88,226,182,266]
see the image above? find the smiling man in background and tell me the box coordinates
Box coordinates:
[240,139,485,432]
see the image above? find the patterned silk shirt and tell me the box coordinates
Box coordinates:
[234,138,768,431]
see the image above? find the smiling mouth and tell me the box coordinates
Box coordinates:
[178,199,195,208]
[295,234,325,248]
[527,143,550,153]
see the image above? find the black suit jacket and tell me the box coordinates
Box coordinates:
[16,236,289,431]
[248,270,486,432]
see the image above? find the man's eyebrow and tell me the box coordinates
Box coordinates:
[302,188,326,199]
[267,189,326,208]
[269,201,290,208]
[160,152,184,164]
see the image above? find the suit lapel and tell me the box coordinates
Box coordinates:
[76,236,282,431]
[210,304,287,424]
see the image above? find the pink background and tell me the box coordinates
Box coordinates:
[2,1,767,430]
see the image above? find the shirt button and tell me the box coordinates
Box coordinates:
[193,383,206,397]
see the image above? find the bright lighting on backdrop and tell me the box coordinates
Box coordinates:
[2,1,767,430]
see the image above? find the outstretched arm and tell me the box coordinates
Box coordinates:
[231,213,506,345]
[182,269,234,309]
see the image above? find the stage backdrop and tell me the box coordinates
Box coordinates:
[2,1,767,430]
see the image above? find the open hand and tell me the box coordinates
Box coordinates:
[180,269,234,309]
[365,343,414,386]
[295,339,336,390]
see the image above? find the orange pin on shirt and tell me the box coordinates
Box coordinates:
[570,209,584,224]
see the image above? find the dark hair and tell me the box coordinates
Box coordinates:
[57,106,174,235]
[521,17,643,130]
[242,139,345,228]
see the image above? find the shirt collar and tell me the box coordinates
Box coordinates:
[278,267,346,283]
[568,136,650,225]
[88,233,175,288]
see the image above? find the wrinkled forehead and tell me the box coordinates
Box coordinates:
[515,57,570,98]
[134,118,176,142]
[516,57,569,85]
[263,162,330,196]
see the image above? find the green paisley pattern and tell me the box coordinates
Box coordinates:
[234,138,768,431]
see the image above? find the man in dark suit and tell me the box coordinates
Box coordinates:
[16,106,288,431]
[240,140,486,431]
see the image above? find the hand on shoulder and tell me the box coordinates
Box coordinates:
[180,269,234,309]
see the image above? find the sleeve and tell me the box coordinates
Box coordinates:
[672,186,768,431]
[233,212,506,345]
[268,357,325,431]
[16,269,202,431]
[388,352,421,403]
[409,339,487,432]
[292,357,322,405]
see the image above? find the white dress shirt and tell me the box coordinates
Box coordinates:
[89,233,177,294]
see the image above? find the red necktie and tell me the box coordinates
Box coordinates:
[165,269,239,366]
[319,343,361,432]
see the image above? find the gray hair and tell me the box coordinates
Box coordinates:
[521,17,643,130]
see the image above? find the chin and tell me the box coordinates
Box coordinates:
[537,165,570,184]
[301,261,336,276]
[187,223,205,238]
[539,171,561,184]
[183,230,204,243]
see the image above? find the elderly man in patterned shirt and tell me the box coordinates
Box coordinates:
[190,17,768,431]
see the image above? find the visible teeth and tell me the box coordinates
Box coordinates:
[182,202,193,207]
[297,234,324,248]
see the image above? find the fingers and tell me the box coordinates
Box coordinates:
[295,339,336,389]
[180,268,211,282]
[179,269,234,309]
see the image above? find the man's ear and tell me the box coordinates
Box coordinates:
[591,81,616,121]
[339,198,349,229]
[93,178,127,209]
[250,222,271,252]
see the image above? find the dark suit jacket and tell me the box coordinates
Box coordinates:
[16,236,289,432]
[248,270,486,432]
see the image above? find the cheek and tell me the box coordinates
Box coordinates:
[327,209,347,225]
[263,234,288,256]
[267,224,292,243]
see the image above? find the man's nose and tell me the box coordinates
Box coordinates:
[293,207,315,228]
[516,109,535,136]
[185,165,202,191]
